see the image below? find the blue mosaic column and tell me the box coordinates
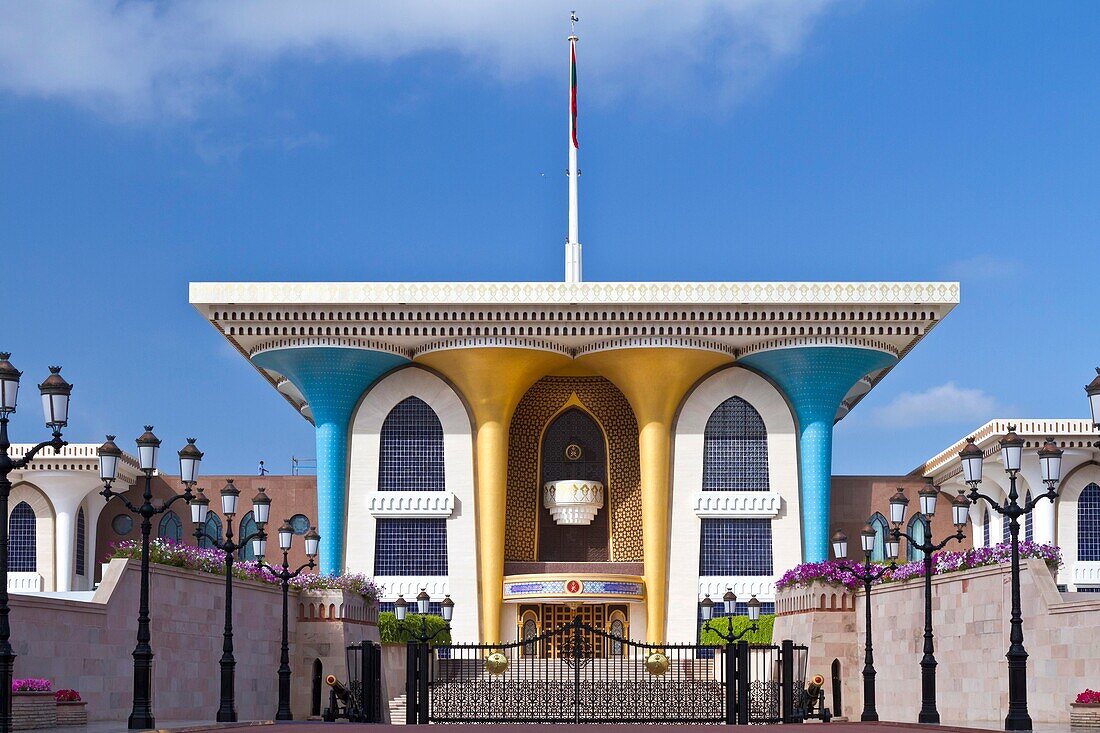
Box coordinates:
[252,347,409,575]
[740,346,896,562]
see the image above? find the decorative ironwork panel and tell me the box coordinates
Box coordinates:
[428,616,724,723]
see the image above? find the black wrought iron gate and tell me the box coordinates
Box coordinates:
[405,615,808,724]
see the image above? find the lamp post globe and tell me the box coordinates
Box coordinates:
[831,530,848,560]
[178,438,203,486]
[37,367,72,431]
[889,488,909,526]
[860,524,877,555]
[999,425,1024,474]
[918,485,938,518]
[959,437,984,485]
[0,353,21,413]
[700,595,714,621]
[1038,439,1063,485]
[1087,368,1100,430]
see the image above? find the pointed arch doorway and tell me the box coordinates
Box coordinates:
[537,407,609,562]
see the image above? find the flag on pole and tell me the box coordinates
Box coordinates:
[570,38,579,149]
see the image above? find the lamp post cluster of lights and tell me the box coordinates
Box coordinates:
[830,526,896,722]
[958,427,1065,731]
[699,590,762,642]
[394,590,454,725]
[191,480,271,723]
[257,519,320,720]
[0,354,72,733]
[98,428,203,729]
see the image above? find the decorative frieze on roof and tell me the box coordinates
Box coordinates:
[915,419,1100,482]
[190,280,959,306]
[8,443,141,482]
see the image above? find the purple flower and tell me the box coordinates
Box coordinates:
[775,542,1062,591]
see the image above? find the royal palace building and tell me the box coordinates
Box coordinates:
[189,280,959,645]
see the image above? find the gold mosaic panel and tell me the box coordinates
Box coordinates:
[505,376,642,561]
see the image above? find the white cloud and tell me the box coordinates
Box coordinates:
[0,1,838,121]
[871,382,1011,429]
[942,254,1023,281]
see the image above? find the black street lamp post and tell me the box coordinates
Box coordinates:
[256,518,320,720]
[191,480,270,723]
[831,524,899,722]
[959,425,1064,732]
[0,355,72,733]
[395,591,454,725]
[889,486,969,725]
[98,428,201,730]
[699,589,762,642]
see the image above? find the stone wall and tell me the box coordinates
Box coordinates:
[10,558,380,722]
[774,558,1100,724]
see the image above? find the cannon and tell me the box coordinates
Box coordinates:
[795,674,832,722]
[322,674,364,722]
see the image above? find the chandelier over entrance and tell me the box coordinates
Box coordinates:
[543,479,604,525]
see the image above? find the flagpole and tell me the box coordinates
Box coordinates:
[566,14,582,283]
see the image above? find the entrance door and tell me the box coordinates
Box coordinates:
[518,603,630,658]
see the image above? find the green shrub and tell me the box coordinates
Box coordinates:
[378,612,451,647]
[698,614,774,646]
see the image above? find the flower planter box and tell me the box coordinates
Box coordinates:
[55,701,87,727]
[1072,703,1100,728]
[12,691,57,730]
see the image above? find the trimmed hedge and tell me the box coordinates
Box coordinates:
[378,612,451,647]
[698,614,774,646]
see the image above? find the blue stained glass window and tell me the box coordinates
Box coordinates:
[238,512,258,561]
[703,397,769,491]
[379,397,445,492]
[9,502,36,572]
[159,511,183,544]
[699,518,773,576]
[1003,512,1011,545]
[200,513,223,549]
[373,518,448,575]
[1079,483,1100,561]
[1025,491,1033,542]
[75,507,86,576]
[983,509,990,547]
[907,516,928,561]
[869,513,889,562]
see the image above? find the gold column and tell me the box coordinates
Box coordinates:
[418,347,568,642]
[578,348,730,641]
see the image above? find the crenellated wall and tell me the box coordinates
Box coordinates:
[774,558,1100,725]
[9,558,381,723]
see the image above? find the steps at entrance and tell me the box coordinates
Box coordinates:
[388,693,407,725]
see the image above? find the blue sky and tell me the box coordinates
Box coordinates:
[2,1,1097,476]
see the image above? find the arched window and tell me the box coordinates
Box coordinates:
[8,501,36,572]
[238,512,258,561]
[75,507,86,576]
[907,515,928,561]
[983,509,991,548]
[869,513,889,562]
[1024,491,1033,542]
[702,397,769,491]
[1078,483,1100,561]
[379,396,445,491]
[200,513,223,550]
[159,511,183,544]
